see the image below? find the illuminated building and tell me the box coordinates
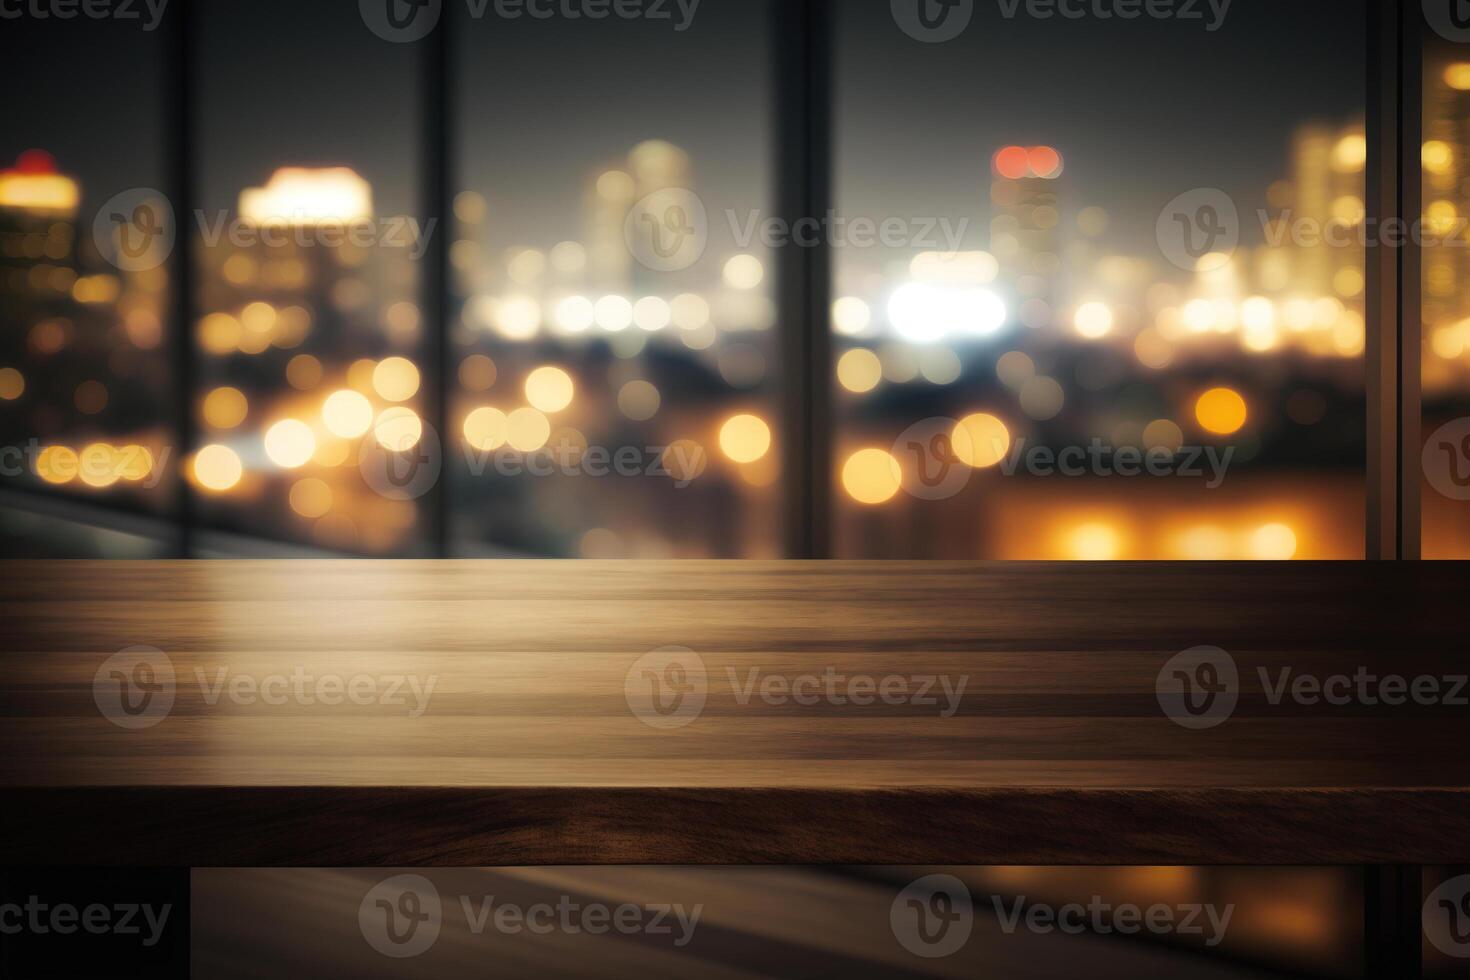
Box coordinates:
[989,145,1063,309]
[0,151,80,313]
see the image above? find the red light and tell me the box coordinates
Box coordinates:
[1028,146,1062,178]
[15,150,55,175]
[994,146,1030,180]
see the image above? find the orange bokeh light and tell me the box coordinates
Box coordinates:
[1028,145,1063,178]
[994,146,1031,180]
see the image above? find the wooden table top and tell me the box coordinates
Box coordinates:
[1,560,1466,866]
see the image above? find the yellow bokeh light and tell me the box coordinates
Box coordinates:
[198,313,242,355]
[1069,522,1123,561]
[117,446,153,483]
[506,407,551,452]
[832,296,872,335]
[459,354,497,392]
[1195,387,1248,436]
[77,444,119,488]
[1252,523,1298,560]
[524,366,575,413]
[1424,140,1456,176]
[193,444,242,492]
[1426,199,1459,237]
[1178,524,1231,560]
[0,367,24,401]
[373,407,423,452]
[263,419,316,469]
[372,357,420,403]
[836,349,883,394]
[289,478,333,519]
[1447,64,1470,91]
[1331,134,1367,173]
[463,406,508,452]
[322,389,374,438]
[951,413,1011,469]
[841,448,902,505]
[1073,300,1114,339]
[36,445,78,485]
[287,354,323,390]
[202,387,248,429]
[718,414,772,464]
[722,254,764,290]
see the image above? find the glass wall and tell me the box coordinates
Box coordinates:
[1422,24,1470,558]
[192,0,428,555]
[0,8,174,556]
[450,0,780,558]
[832,0,1367,559]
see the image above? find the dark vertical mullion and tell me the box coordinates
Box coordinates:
[1399,0,1423,560]
[424,6,453,558]
[166,0,197,558]
[775,0,834,559]
[1366,0,1423,561]
[1365,865,1423,978]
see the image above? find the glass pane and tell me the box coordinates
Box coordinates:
[1422,23,1470,558]
[449,0,780,558]
[0,11,174,556]
[192,0,428,555]
[833,0,1366,559]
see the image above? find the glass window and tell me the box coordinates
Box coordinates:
[191,0,429,555]
[832,0,1366,559]
[449,0,781,558]
[1422,23,1470,558]
[0,10,173,556]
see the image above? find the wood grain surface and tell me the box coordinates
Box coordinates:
[0,561,1467,866]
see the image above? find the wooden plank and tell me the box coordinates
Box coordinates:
[0,561,1467,866]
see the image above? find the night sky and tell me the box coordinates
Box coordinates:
[1,0,1365,256]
